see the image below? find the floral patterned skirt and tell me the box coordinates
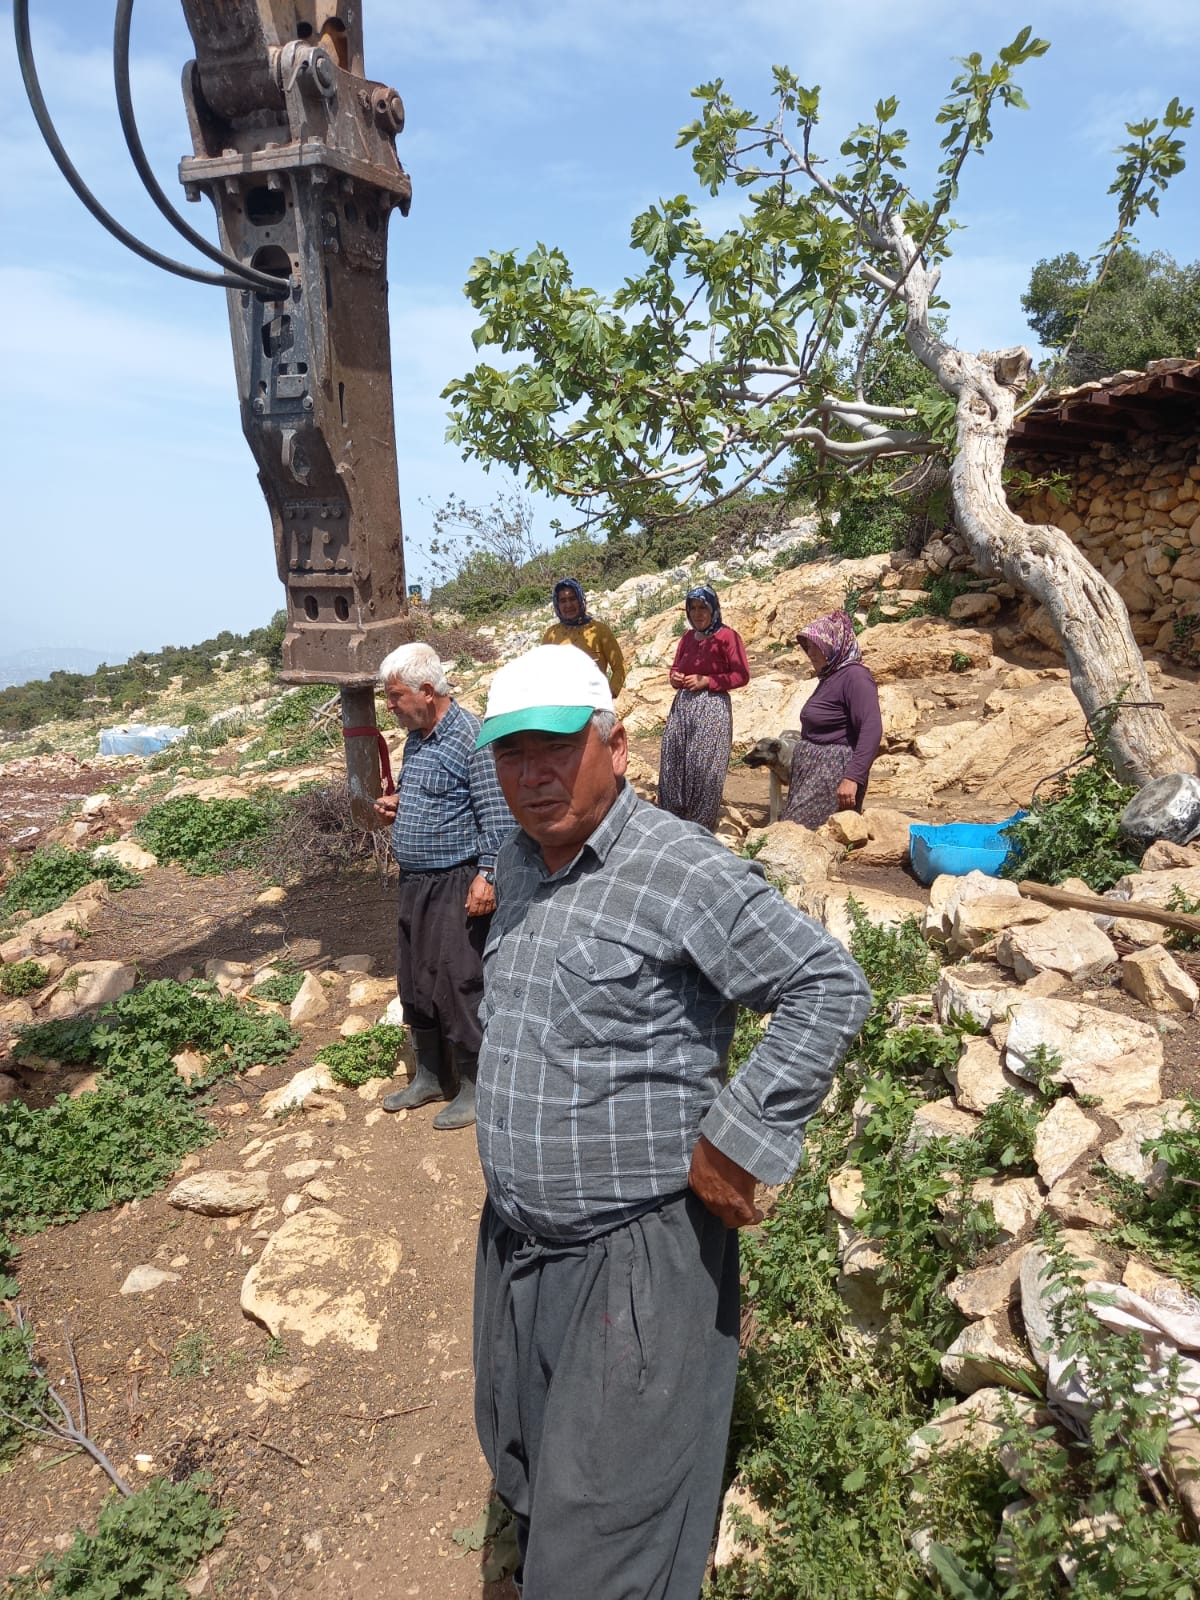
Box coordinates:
[658,689,732,832]
[782,739,863,830]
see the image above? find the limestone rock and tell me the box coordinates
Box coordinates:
[941,1315,1039,1395]
[906,1097,980,1150]
[926,870,1018,942]
[204,959,253,995]
[1045,1175,1116,1230]
[824,811,870,848]
[289,972,329,1026]
[121,1265,180,1295]
[172,1049,207,1085]
[827,1166,865,1223]
[1003,997,1162,1114]
[46,961,136,1019]
[1140,840,1200,872]
[906,1388,1025,1466]
[332,954,374,974]
[93,840,157,871]
[948,592,1001,623]
[968,1176,1044,1243]
[243,1364,314,1408]
[240,1206,403,1351]
[816,885,928,950]
[836,1227,888,1324]
[749,822,842,890]
[169,1171,270,1217]
[997,910,1116,984]
[81,792,112,818]
[259,1064,338,1117]
[380,996,406,1028]
[1033,1098,1102,1188]
[945,1249,1026,1322]
[856,618,994,683]
[1110,866,1200,945]
[1101,1101,1189,1184]
[1122,1258,1200,1316]
[0,998,35,1030]
[346,977,394,1009]
[857,808,917,866]
[877,684,919,750]
[933,965,1025,1031]
[1120,944,1198,1015]
[713,1479,768,1572]
[339,1013,372,1038]
[948,1036,1035,1113]
[948,896,1054,960]
[256,886,288,906]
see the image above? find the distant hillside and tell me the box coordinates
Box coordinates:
[0,648,108,689]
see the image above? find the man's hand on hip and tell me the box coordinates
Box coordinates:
[688,1135,763,1229]
[465,874,497,918]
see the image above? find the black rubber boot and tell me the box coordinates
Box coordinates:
[383,1026,445,1112]
[432,1045,477,1130]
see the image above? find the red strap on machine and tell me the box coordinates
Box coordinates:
[342,726,395,794]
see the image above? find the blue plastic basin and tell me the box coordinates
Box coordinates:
[908,812,1028,886]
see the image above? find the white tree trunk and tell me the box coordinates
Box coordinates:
[890,222,1197,786]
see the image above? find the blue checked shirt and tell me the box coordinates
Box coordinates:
[477,781,871,1242]
[389,700,514,873]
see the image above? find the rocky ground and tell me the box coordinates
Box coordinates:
[2,532,1200,1593]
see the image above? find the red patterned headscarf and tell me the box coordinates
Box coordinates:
[797,609,862,675]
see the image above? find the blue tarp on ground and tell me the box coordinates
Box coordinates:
[98,724,190,757]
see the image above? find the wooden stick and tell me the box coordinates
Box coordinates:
[1016,879,1200,938]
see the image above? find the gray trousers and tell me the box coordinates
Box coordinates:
[473,1191,740,1600]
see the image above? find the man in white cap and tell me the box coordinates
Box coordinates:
[470,643,870,1599]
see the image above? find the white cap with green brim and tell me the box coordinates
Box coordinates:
[475,644,614,749]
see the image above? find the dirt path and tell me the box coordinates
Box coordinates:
[0,864,516,1599]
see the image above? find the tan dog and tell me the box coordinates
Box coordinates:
[743,731,802,823]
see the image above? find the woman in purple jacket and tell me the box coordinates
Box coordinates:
[783,609,883,829]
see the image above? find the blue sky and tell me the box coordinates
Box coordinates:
[3,0,1199,661]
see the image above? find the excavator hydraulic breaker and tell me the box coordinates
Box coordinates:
[177,1,411,696]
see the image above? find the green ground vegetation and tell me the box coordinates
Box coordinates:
[0,961,50,998]
[1,847,140,921]
[2,1475,229,1600]
[136,794,284,876]
[3,979,298,1232]
[315,1023,407,1087]
[706,908,1200,1598]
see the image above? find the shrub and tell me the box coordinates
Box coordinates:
[1001,751,1137,891]
[316,1024,407,1087]
[0,961,50,998]
[828,493,914,559]
[1,847,139,920]
[4,1475,228,1599]
[136,794,282,876]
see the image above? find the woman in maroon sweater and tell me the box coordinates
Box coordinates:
[658,585,750,830]
[783,609,882,829]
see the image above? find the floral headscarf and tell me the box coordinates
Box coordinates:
[552,577,590,628]
[685,584,724,637]
[797,609,862,675]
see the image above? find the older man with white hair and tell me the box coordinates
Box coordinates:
[373,641,514,1129]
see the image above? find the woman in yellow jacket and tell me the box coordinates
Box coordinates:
[541,578,626,696]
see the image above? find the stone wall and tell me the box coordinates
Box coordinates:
[1007,422,1200,655]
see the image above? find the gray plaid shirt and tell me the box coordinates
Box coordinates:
[476,781,870,1242]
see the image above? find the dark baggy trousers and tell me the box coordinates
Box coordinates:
[473,1191,740,1600]
[395,862,489,1052]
